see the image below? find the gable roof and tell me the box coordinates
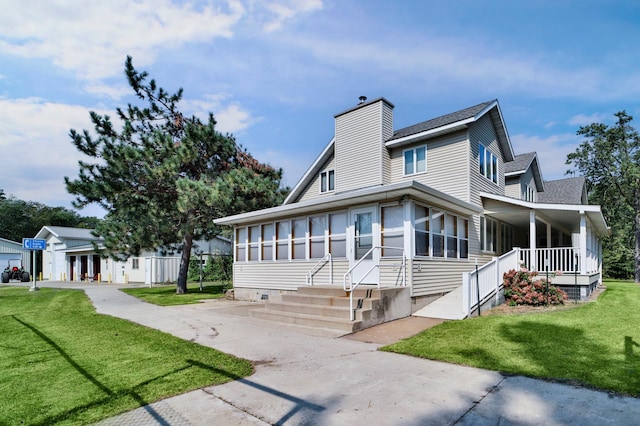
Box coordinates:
[35,226,99,241]
[504,152,545,192]
[390,100,495,141]
[285,99,515,205]
[538,177,587,205]
[384,100,515,163]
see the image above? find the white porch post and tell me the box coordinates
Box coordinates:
[403,198,413,290]
[529,210,537,271]
[580,211,587,274]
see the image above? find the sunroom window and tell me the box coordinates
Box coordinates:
[381,205,404,257]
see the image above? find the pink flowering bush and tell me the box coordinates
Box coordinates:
[502,268,568,306]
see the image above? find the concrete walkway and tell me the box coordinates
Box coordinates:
[27,282,640,425]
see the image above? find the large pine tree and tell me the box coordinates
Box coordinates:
[66,57,287,293]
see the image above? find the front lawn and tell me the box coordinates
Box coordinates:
[0,286,252,425]
[122,282,229,306]
[383,280,640,396]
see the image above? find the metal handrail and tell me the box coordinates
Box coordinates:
[305,253,332,286]
[343,246,405,321]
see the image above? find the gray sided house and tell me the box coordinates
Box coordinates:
[215,98,608,329]
[0,237,32,273]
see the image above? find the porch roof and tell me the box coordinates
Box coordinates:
[480,192,610,236]
[216,181,483,226]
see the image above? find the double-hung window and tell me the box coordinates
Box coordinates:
[404,146,427,175]
[320,170,335,193]
[479,144,498,184]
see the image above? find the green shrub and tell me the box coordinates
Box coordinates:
[188,255,232,282]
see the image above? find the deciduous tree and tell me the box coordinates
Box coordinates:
[65,57,286,293]
[566,111,640,282]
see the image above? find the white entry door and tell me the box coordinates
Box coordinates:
[349,206,379,285]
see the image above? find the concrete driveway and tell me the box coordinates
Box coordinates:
[22,282,640,425]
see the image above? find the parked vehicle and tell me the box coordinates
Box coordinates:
[1,260,30,283]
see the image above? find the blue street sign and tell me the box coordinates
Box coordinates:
[23,238,46,250]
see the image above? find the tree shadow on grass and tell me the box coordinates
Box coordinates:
[496,320,640,395]
[13,315,201,425]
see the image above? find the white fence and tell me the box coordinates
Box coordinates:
[145,256,181,285]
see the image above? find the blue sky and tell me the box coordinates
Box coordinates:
[1,0,639,218]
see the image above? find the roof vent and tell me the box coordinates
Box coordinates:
[358,95,367,105]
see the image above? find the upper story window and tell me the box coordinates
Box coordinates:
[404,146,427,176]
[479,144,498,184]
[320,170,335,193]
[524,185,536,202]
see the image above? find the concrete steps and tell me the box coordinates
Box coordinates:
[249,285,411,334]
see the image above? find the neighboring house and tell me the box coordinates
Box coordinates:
[0,237,31,273]
[35,226,231,284]
[215,98,609,323]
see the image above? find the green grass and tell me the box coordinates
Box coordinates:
[0,286,253,425]
[383,280,640,396]
[122,282,229,306]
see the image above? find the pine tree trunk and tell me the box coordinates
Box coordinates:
[176,232,193,294]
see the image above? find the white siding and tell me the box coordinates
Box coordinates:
[297,156,336,203]
[411,260,474,297]
[335,100,388,192]
[505,177,520,199]
[233,260,350,290]
[382,103,393,185]
[389,130,469,201]
[469,114,505,206]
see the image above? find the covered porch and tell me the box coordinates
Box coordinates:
[481,192,608,276]
[454,193,611,317]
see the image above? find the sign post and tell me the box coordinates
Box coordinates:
[23,238,46,292]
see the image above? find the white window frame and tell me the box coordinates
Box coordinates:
[403,145,427,176]
[320,170,335,193]
[479,143,498,185]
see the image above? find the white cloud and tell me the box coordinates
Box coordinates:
[262,0,324,33]
[510,133,582,181]
[83,82,132,100]
[181,94,258,134]
[0,0,246,81]
[0,97,102,207]
[567,113,607,127]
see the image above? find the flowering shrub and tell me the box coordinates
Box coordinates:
[502,268,568,306]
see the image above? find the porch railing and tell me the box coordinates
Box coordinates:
[519,247,580,273]
[462,249,519,316]
[343,246,405,321]
[463,246,595,317]
[305,253,332,286]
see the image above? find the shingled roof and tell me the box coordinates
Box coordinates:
[538,176,586,204]
[505,152,536,174]
[389,100,495,141]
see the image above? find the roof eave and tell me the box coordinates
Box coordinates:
[385,119,473,148]
[283,137,335,205]
[480,192,609,236]
[217,182,482,226]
